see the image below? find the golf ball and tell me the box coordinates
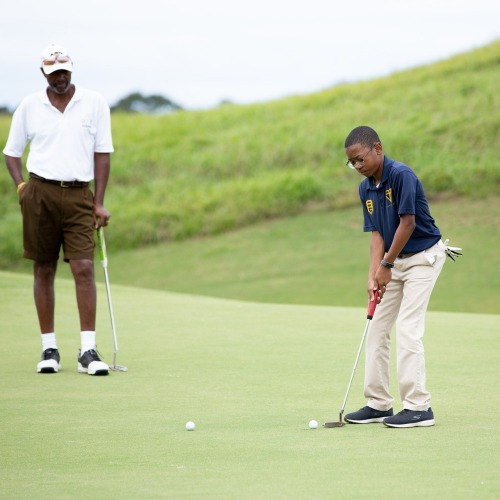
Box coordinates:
[186,421,196,431]
[309,419,318,429]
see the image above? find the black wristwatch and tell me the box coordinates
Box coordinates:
[380,259,394,269]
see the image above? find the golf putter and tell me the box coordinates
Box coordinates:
[324,289,379,428]
[97,227,128,372]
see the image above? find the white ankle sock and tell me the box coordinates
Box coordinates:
[80,331,96,354]
[41,332,57,351]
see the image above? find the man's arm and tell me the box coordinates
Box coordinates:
[4,155,25,190]
[93,152,111,228]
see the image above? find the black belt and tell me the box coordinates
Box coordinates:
[30,173,89,188]
[398,251,420,259]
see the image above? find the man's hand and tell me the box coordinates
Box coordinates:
[94,203,111,229]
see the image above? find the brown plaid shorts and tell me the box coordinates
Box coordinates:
[19,177,95,262]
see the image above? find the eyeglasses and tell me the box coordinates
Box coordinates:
[346,145,374,170]
[42,54,71,66]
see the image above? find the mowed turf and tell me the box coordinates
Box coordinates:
[1,271,499,499]
[97,197,499,315]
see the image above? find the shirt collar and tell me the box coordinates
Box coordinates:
[367,156,393,190]
[39,85,80,105]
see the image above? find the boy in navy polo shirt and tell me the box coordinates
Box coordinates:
[343,125,448,428]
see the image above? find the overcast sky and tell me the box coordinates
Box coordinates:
[1,0,499,110]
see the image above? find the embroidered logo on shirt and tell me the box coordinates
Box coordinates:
[80,117,93,129]
[386,188,392,204]
[366,200,374,214]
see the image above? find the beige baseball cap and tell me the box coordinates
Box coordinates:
[40,44,73,74]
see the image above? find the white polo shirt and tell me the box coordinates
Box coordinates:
[3,86,114,182]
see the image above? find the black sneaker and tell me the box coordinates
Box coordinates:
[37,348,61,373]
[383,408,435,428]
[344,406,393,424]
[78,349,109,375]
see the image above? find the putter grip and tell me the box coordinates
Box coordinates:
[97,227,108,267]
[367,289,379,319]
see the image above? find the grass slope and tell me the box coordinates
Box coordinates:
[1,41,499,260]
[5,197,499,314]
[1,271,499,499]
[43,196,498,315]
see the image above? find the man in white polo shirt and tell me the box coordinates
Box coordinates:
[3,44,114,375]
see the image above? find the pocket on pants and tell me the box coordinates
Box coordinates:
[423,252,436,265]
[18,181,30,207]
[405,250,435,269]
[19,181,37,215]
[423,242,446,267]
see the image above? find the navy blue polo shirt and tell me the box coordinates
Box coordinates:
[359,156,441,253]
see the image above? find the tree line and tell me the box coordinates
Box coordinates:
[0,92,183,115]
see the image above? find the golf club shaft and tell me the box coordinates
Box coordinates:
[339,317,371,418]
[97,228,119,361]
[103,265,119,360]
[339,290,379,420]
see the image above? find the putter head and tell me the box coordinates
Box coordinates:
[110,364,128,372]
[109,353,127,371]
[323,411,345,428]
[323,421,345,428]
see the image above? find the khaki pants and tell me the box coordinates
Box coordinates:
[364,241,446,412]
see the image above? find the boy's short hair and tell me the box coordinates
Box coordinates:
[345,126,381,148]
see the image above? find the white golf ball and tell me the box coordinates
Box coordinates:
[186,421,196,431]
[309,419,318,429]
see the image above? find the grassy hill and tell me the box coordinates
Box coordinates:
[1,40,499,263]
[93,196,499,315]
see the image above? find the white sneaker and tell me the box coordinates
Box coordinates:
[77,349,109,375]
[37,348,61,373]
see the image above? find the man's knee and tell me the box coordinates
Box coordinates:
[34,261,57,283]
[70,259,95,283]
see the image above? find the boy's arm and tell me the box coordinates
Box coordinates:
[368,231,385,303]
[383,214,416,264]
[373,214,416,298]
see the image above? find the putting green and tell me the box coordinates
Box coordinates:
[1,271,498,498]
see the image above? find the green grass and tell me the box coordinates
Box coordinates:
[1,271,499,498]
[5,196,499,315]
[2,39,499,500]
[1,41,499,261]
[28,196,496,315]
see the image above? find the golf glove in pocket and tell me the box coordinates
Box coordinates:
[443,239,463,262]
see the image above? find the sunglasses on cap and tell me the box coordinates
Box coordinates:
[42,54,71,65]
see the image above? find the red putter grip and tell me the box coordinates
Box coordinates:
[367,289,379,319]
